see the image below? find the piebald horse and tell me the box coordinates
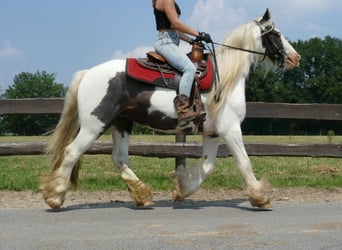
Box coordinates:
[41,9,300,210]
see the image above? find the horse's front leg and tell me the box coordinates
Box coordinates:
[221,124,271,208]
[173,133,219,202]
[111,126,154,207]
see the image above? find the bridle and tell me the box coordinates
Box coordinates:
[212,20,287,67]
[257,20,287,67]
[203,19,287,102]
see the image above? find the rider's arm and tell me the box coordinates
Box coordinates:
[163,0,199,37]
[178,32,193,43]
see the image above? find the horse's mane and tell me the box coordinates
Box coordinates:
[206,21,259,119]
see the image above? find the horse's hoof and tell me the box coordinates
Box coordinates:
[41,188,65,211]
[172,188,185,203]
[133,198,155,207]
[260,202,272,209]
[44,198,63,211]
[124,179,154,207]
[249,196,272,209]
[142,200,155,207]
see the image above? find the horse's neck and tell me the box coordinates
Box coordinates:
[216,47,254,91]
[205,22,257,118]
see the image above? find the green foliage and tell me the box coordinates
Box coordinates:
[5,71,65,98]
[1,71,66,135]
[327,130,335,143]
[292,36,342,103]
[247,36,342,104]
[132,123,154,135]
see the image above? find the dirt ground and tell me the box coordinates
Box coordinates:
[1,187,341,209]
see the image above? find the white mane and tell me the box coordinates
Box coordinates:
[206,21,262,118]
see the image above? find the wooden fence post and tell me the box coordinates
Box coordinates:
[175,132,186,169]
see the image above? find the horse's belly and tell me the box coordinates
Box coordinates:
[121,91,195,133]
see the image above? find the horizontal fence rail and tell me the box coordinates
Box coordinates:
[0,142,341,158]
[0,98,341,158]
[0,98,341,120]
[0,98,64,115]
[245,102,341,120]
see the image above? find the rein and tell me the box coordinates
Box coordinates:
[212,42,266,57]
[202,42,221,102]
[211,20,284,61]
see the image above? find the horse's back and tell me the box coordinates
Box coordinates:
[86,59,126,80]
[77,59,127,117]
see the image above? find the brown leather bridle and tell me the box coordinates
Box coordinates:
[213,20,287,67]
[204,20,287,102]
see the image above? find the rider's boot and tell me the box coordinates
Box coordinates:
[173,95,197,123]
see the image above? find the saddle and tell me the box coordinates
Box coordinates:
[126,44,214,93]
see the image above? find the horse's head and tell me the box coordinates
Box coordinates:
[255,9,301,69]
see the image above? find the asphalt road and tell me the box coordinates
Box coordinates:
[0,199,341,250]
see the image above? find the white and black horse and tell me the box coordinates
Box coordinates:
[41,9,300,210]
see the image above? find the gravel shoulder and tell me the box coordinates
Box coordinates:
[1,187,342,208]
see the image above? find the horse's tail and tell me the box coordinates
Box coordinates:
[46,70,87,188]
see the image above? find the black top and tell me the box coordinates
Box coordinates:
[153,2,181,30]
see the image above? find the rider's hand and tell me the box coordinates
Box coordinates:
[197,32,213,43]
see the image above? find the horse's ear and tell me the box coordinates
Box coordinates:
[260,8,271,23]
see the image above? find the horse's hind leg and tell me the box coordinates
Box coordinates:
[42,127,101,210]
[110,125,154,206]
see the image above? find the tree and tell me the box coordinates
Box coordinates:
[2,71,66,135]
[294,36,342,103]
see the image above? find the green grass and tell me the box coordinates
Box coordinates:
[0,135,341,192]
[0,155,48,191]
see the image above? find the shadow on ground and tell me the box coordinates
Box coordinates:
[49,198,272,213]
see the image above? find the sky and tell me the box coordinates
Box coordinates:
[0,0,341,93]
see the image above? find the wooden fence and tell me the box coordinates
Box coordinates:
[0,98,341,158]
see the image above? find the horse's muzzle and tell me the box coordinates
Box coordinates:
[285,52,301,69]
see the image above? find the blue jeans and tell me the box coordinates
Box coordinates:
[154,31,196,97]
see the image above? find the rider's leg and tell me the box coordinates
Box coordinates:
[155,31,197,122]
